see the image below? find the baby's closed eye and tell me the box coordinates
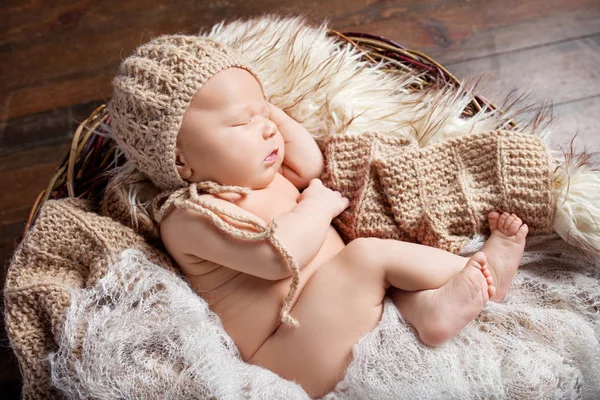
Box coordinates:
[229,103,270,127]
[232,119,251,127]
[231,113,271,128]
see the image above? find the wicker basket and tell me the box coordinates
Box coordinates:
[23,30,512,235]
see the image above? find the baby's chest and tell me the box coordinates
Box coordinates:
[237,174,300,223]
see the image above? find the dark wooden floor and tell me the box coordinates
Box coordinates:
[1,0,599,396]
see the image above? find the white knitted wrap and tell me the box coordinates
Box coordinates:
[49,241,600,399]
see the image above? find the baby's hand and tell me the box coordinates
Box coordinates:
[298,179,349,218]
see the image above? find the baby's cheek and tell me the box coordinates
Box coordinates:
[277,135,286,155]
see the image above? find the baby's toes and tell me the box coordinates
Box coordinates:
[497,212,510,232]
[468,252,487,270]
[515,223,529,241]
[479,263,494,285]
[488,211,500,231]
[488,284,497,298]
[502,213,518,231]
[481,265,492,279]
[507,214,523,236]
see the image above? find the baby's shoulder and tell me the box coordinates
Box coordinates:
[158,191,268,267]
[160,193,239,226]
[159,192,262,239]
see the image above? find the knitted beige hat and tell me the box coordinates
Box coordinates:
[109,34,262,191]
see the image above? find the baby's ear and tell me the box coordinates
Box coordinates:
[175,149,192,180]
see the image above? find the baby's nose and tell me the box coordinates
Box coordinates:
[262,118,277,139]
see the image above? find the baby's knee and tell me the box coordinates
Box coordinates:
[340,237,389,294]
[342,237,383,270]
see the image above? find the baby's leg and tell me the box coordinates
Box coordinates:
[339,238,494,346]
[390,252,493,346]
[346,238,474,291]
[360,211,528,298]
[387,212,528,345]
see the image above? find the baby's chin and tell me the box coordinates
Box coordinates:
[250,166,282,189]
[248,173,278,190]
[185,172,277,190]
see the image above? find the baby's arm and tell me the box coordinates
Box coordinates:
[268,102,324,190]
[163,180,348,280]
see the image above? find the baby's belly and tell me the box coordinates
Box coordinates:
[189,226,346,360]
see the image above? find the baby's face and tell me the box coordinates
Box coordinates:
[176,68,285,189]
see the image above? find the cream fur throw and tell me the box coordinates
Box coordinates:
[48,15,600,399]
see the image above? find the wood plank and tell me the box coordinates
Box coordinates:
[548,95,600,153]
[447,34,600,111]
[1,100,101,156]
[2,1,312,94]
[0,324,21,400]
[0,377,21,400]
[1,75,113,126]
[0,159,62,227]
[2,0,599,119]
[342,0,600,64]
[0,222,24,400]
[0,143,70,173]
[1,221,24,280]
[517,95,600,155]
[0,220,25,397]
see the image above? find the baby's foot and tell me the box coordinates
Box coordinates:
[412,252,493,346]
[481,211,528,301]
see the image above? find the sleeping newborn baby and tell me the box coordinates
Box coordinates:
[110,35,528,398]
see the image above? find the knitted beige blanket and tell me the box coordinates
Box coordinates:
[322,130,556,252]
[3,199,177,398]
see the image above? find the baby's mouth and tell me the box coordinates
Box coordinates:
[264,148,278,163]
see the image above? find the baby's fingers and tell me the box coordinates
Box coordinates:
[308,178,323,187]
[341,196,350,209]
[332,197,350,217]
